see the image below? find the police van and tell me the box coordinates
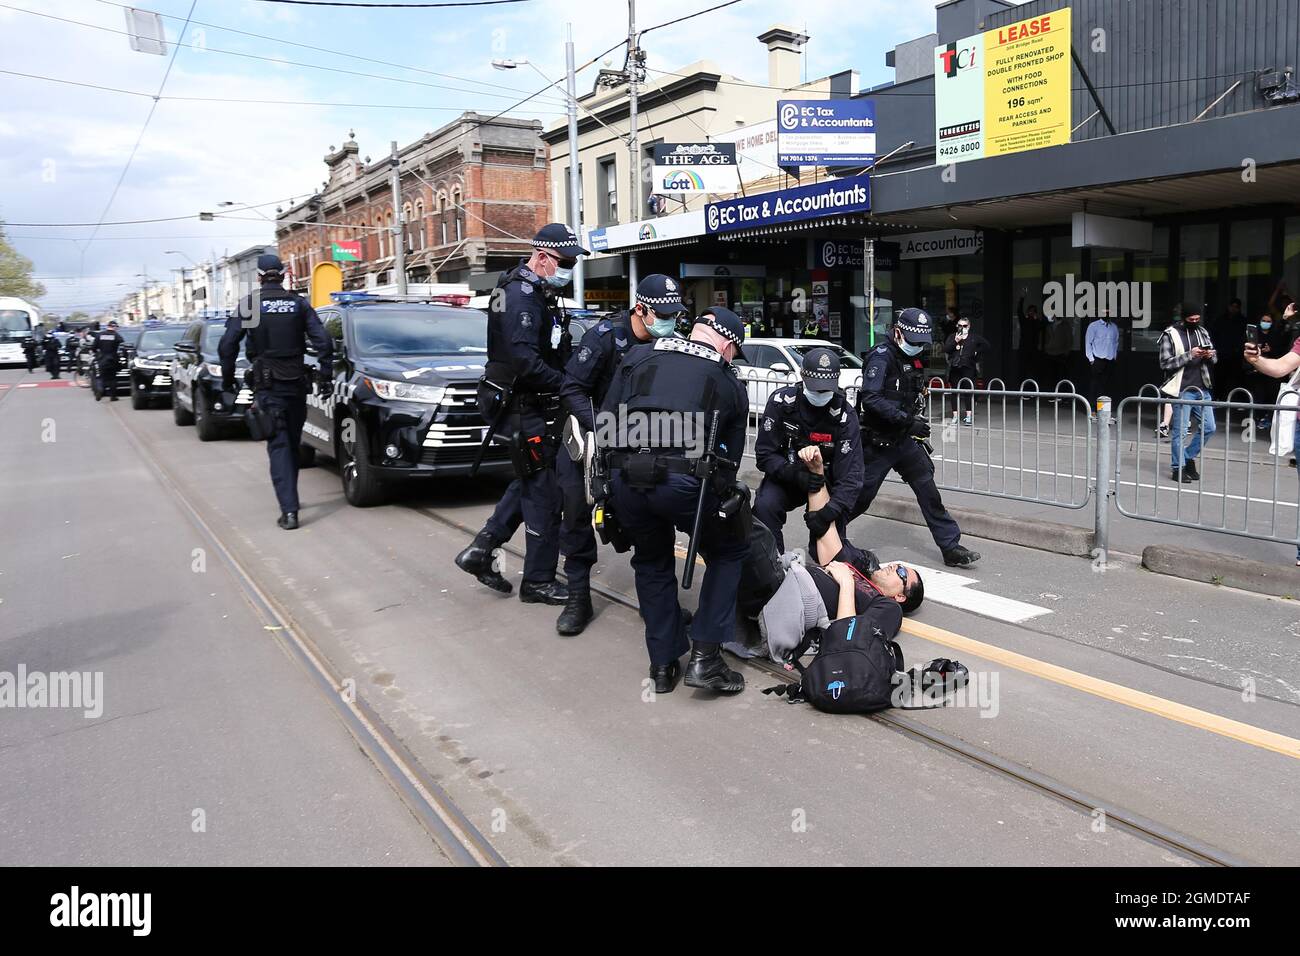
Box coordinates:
[303,293,511,507]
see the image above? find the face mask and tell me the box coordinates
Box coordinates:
[545,266,573,289]
[1261,322,1273,331]
[898,339,925,357]
[803,386,834,407]
[648,317,677,338]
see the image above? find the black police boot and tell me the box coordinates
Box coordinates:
[519,580,568,606]
[277,511,299,530]
[454,532,512,594]
[556,587,594,636]
[649,659,682,694]
[683,642,745,693]
[943,544,981,568]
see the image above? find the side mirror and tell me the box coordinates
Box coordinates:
[769,362,792,374]
[174,341,196,353]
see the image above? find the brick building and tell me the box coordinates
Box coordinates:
[275,113,550,291]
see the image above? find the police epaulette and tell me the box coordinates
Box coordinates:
[653,337,721,362]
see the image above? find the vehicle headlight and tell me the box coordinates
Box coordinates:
[204,362,224,377]
[365,378,446,405]
[134,357,169,370]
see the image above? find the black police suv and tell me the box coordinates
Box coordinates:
[302,294,511,507]
[170,318,252,440]
[128,323,187,408]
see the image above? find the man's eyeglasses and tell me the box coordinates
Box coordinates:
[894,564,910,586]
[541,250,577,269]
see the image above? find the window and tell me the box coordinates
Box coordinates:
[1178,223,1220,319]
[1049,235,1082,350]
[598,155,618,225]
[1282,217,1300,319]
[1133,227,1171,352]
[564,163,583,224]
[1227,219,1272,317]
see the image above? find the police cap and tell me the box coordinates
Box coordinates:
[257,253,285,275]
[700,306,746,361]
[532,222,588,259]
[801,347,840,391]
[893,307,933,345]
[635,273,687,315]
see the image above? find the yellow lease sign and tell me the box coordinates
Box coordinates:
[981,7,1072,158]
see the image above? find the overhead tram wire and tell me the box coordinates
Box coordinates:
[5,197,297,228]
[249,0,531,6]
[0,70,566,117]
[89,0,559,101]
[3,4,568,108]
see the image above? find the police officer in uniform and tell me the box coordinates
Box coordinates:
[549,273,687,635]
[753,347,863,553]
[22,333,38,374]
[850,308,980,568]
[91,320,125,400]
[41,328,62,379]
[219,254,333,530]
[454,223,587,606]
[600,307,751,695]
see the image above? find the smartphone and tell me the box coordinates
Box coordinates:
[1246,323,1259,345]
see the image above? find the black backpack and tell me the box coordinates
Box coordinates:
[736,517,785,619]
[765,606,904,714]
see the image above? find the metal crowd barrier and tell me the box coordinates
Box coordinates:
[1114,389,1300,548]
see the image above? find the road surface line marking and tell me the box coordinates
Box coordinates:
[895,562,1052,624]
[901,617,1300,760]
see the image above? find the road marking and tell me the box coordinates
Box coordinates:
[901,617,1300,760]
[893,561,1052,624]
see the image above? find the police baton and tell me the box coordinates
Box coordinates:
[682,409,720,590]
[469,381,514,479]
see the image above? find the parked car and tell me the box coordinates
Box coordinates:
[302,293,511,507]
[732,338,865,412]
[128,324,187,408]
[170,318,252,440]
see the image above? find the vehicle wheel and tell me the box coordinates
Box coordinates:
[172,385,194,426]
[338,415,384,507]
[195,391,221,442]
[130,386,148,410]
[297,444,317,468]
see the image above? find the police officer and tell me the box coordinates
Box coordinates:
[753,347,863,552]
[91,320,124,400]
[600,307,751,695]
[454,223,587,606]
[42,327,63,379]
[218,254,333,530]
[22,333,38,374]
[850,308,980,568]
[548,273,686,635]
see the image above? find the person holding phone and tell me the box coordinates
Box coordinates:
[1246,312,1291,436]
[1244,301,1300,566]
[1158,304,1217,483]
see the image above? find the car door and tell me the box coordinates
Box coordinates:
[743,345,794,411]
[174,321,202,408]
[302,309,341,452]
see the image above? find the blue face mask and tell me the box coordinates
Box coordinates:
[803,386,834,406]
[898,339,925,357]
[544,266,573,290]
[1261,321,1273,331]
[648,315,677,338]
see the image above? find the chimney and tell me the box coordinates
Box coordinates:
[757,25,809,89]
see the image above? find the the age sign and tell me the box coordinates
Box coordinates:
[997,15,1052,45]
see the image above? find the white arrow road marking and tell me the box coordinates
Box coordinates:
[893,561,1053,624]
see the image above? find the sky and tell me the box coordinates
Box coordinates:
[0,0,1006,315]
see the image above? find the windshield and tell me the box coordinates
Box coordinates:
[119,328,142,347]
[784,343,863,369]
[352,308,488,357]
[0,309,32,342]
[203,323,227,349]
[138,327,186,351]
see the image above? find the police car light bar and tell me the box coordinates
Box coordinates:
[329,291,378,304]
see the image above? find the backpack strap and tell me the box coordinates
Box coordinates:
[762,681,806,704]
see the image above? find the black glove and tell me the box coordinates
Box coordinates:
[804,506,837,541]
[909,415,931,440]
[780,464,814,492]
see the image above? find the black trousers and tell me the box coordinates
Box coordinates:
[1089,358,1116,403]
[851,439,961,552]
[98,359,119,398]
[259,383,308,514]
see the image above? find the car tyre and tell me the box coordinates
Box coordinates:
[172,384,194,426]
[195,390,221,442]
[338,415,384,507]
[131,385,148,410]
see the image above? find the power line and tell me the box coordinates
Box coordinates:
[7,233,269,242]
[83,0,198,261]
[2,4,568,108]
[90,0,556,101]
[248,0,529,6]
[0,69,566,115]
[641,0,748,35]
[5,196,293,227]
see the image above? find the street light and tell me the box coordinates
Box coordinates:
[492,29,588,307]
[216,200,273,223]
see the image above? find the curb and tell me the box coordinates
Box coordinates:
[859,491,1096,558]
[1141,545,1300,599]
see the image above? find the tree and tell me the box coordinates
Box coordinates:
[68,311,90,323]
[0,222,46,300]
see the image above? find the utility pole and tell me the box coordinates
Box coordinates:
[390,140,408,295]
[565,23,585,308]
[626,0,641,306]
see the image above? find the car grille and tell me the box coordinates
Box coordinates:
[420,382,507,465]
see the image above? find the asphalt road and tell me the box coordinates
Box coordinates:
[3,364,1297,866]
[0,369,447,866]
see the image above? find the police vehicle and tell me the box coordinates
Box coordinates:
[302,293,510,507]
[170,317,253,440]
[128,323,187,408]
[733,338,865,412]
